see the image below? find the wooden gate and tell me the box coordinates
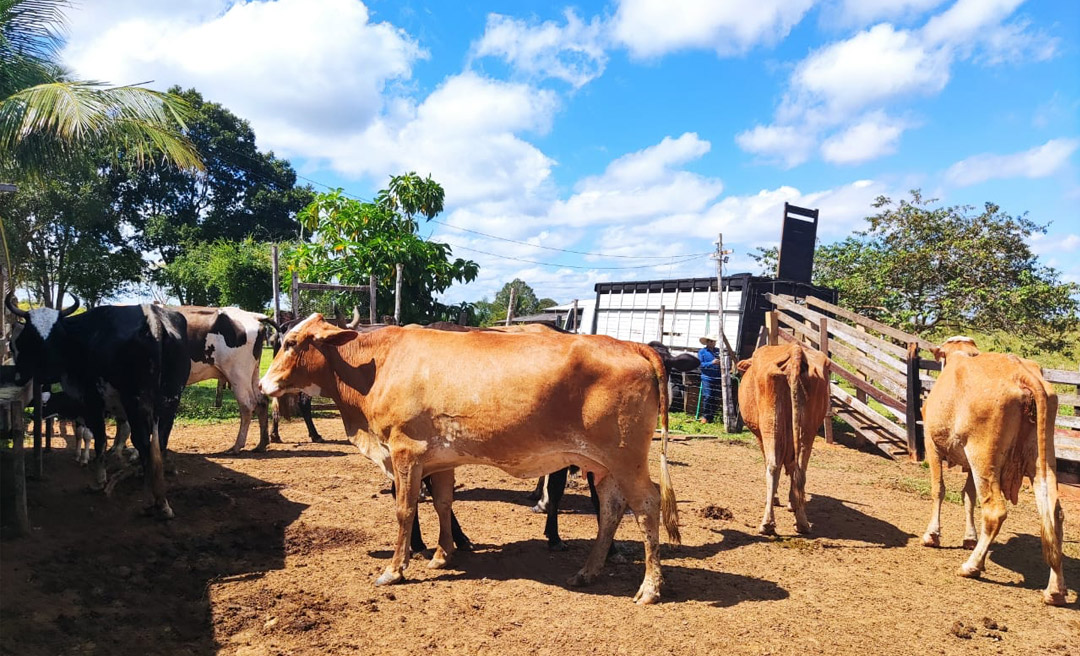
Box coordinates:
[762,293,1080,464]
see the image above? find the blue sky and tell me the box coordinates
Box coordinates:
[61,0,1080,305]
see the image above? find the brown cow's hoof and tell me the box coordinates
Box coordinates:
[567,571,596,587]
[1042,591,1067,606]
[375,570,404,586]
[759,523,776,536]
[921,533,940,548]
[958,563,982,578]
[633,581,661,605]
[962,539,977,550]
[795,522,812,535]
[252,443,268,453]
[427,548,452,569]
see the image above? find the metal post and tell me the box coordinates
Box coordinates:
[571,299,578,332]
[369,273,377,325]
[394,263,403,325]
[657,305,665,342]
[271,244,281,325]
[505,286,516,326]
[290,271,300,319]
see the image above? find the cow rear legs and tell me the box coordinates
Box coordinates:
[759,461,781,535]
[959,474,1006,579]
[426,471,457,570]
[376,455,422,586]
[568,475,625,589]
[921,439,946,548]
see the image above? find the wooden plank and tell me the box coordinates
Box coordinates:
[1057,393,1080,407]
[1044,368,1080,385]
[820,317,834,445]
[825,338,909,396]
[770,294,910,362]
[1055,415,1080,430]
[765,310,778,346]
[776,311,819,345]
[297,281,372,293]
[804,294,936,353]
[832,404,908,458]
[1056,431,1080,463]
[830,358,906,416]
[830,382,907,442]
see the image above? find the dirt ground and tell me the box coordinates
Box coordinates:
[2,418,1079,656]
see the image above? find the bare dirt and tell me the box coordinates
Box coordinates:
[3,418,1079,656]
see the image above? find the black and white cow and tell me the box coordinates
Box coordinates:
[7,294,190,518]
[175,306,276,453]
[40,390,131,465]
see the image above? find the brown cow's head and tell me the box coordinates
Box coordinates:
[258,313,357,398]
[932,336,980,368]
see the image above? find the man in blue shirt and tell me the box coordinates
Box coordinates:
[698,333,722,423]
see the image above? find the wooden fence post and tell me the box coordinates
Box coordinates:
[271,244,281,325]
[290,271,300,318]
[8,392,30,536]
[369,273,377,325]
[906,342,924,461]
[765,311,779,346]
[32,381,42,479]
[505,286,516,326]
[820,317,833,444]
[394,263,403,325]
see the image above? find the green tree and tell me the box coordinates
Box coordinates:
[0,157,141,307]
[753,191,1078,347]
[0,0,199,178]
[484,279,539,325]
[159,238,272,310]
[536,297,559,310]
[113,87,313,266]
[286,177,478,324]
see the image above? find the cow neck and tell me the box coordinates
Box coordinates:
[318,328,392,435]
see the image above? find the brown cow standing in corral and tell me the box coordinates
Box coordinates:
[737,342,831,535]
[258,314,680,604]
[920,336,1068,606]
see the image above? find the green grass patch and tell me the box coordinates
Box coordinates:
[668,412,754,444]
[886,476,963,505]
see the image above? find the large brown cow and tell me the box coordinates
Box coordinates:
[920,336,1067,606]
[737,342,831,535]
[258,314,680,604]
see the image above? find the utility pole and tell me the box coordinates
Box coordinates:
[713,233,738,433]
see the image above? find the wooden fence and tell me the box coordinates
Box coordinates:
[763,293,1080,464]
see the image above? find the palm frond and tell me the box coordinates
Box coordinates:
[0,80,202,176]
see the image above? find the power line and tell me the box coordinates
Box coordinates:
[442,241,708,270]
[429,218,713,259]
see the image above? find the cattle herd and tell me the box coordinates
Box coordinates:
[3,293,1070,606]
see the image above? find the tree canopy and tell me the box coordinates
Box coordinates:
[114,87,313,266]
[286,174,478,324]
[752,190,1078,347]
[158,238,272,310]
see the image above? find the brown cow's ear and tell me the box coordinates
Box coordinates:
[736,359,752,373]
[316,329,358,347]
[932,347,945,363]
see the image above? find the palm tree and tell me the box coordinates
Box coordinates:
[0,0,202,178]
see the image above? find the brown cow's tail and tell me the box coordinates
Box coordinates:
[1024,372,1063,571]
[653,352,681,545]
[788,346,809,507]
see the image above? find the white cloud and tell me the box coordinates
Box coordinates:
[734,124,815,168]
[610,0,814,58]
[470,10,608,88]
[790,24,949,119]
[738,0,1053,168]
[827,0,948,28]
[62,0,425,141]
[820,112,907,164]
[945,138,1079,187]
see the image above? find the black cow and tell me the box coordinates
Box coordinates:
[7,294,190,518]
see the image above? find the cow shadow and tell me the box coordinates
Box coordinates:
[218,448,349,459]
[989,533,1080,599]
[0,449,307,655]
[804,494,913,547]
[426,537,788,607]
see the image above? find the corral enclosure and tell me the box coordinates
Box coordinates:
[1,419,1078,655]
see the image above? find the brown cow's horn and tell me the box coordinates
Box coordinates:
[347,306,362,329]
[5,292,29,318]
[59,294,80,317]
